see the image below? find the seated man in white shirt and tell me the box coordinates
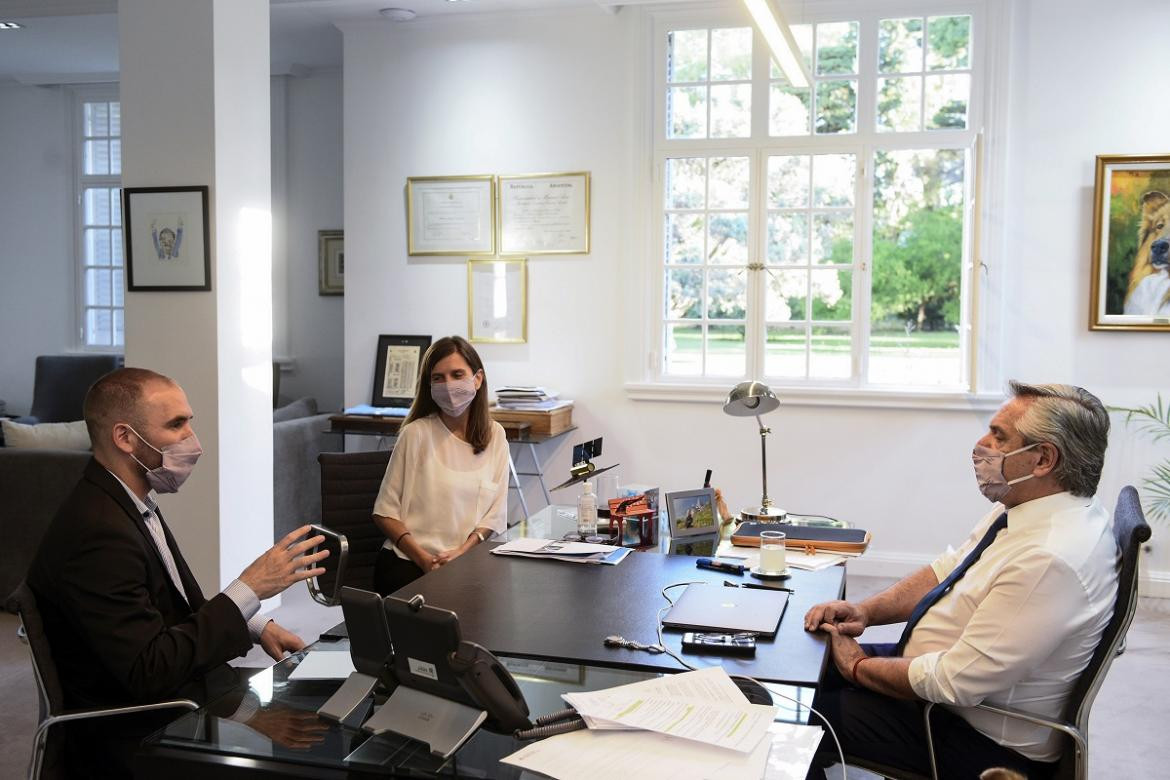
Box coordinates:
[803,382,1117,779]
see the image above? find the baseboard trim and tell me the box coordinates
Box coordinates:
[847,552,1170,600]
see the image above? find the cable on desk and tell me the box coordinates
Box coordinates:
[654,580,847,776]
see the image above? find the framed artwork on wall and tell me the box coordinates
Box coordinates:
[123,186,211,291]
[372,334,432,407]
[406,175,496,256]
[498,171,590,255]
[467,258,527,343]
[318,230,344,295]
[1089,154,1170,331]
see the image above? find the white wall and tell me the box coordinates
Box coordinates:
[1002,0,1170,587]
[343,3,1170,590]
[273,71,344,411]
[0,84,76,415]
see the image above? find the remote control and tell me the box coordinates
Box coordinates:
[681,631,757,656]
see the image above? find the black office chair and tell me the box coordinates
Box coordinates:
[12,583,199,780]
[849,486,1152,780]
[312,450,393,600]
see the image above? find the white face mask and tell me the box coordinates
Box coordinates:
[431,375,478,417]
[971,441,1040,502]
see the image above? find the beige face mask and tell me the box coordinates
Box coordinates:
[971,442,1040,502]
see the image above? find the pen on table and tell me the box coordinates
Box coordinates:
[724,579,795,594]
[696,557,744,575]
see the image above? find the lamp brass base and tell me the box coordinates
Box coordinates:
[740,505,788,523]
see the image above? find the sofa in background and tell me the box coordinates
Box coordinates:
[273,397,343,543]
[14,354,124,425]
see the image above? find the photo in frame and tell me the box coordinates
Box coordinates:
[498,171,590,255]
[318,230,343,295]
[406,175,496,256]
[372,334,431,407]
[123,186,211,291]
[1090,154,1170,330]
[468,258,527,343]
[664,488,718,538]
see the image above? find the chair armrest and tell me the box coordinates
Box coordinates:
[922,701,1086,780]
[43,699,200,729]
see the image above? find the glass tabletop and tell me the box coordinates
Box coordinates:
[147,640,816,778]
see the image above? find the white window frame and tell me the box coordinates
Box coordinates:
[71,83,123,352]
[629,0,1011,411]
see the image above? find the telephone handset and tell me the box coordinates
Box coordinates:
[447,640,531,733]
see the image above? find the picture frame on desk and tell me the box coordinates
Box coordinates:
[372,334,431,407]
[406,175,496,256]
[665,488,718,538]
[123,185,211,291]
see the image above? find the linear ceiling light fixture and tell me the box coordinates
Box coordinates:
[0,21,25,30]
[742,0,810,88]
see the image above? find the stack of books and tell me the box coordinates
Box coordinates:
[495,386,571,412]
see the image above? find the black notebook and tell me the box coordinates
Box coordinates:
[662,584,790,637]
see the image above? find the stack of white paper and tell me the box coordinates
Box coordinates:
[715,540,847,572]
[495,386,571,410]
[502,668,822,779]
[491,537,631,566]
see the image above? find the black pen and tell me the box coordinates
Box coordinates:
[696,558,744,575]
[724,579,795,594]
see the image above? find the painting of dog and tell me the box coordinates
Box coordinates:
[1090,154,1170,330]
[1123,190,1170,315]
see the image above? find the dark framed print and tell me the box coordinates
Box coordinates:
[318,230,344,295]
[665,488,718,538]
[123,186,211,291]
[372,334,432,407]
[1090,154,1170,330]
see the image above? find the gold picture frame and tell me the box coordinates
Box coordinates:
[497,171,590,255]
[467,258,527,343]
[1089,154,1170,331]
[406,175,496,256]
[317,229,343,295]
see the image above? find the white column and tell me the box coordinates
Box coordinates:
[119,0,273,594]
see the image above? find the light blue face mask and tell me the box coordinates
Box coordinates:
[971,442,1040,502]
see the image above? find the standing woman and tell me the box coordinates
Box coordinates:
[371,336,509,595]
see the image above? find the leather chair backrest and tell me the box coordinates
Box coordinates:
[317,449,393,594]
[13,582,63,719]
[1056,485,1152,777]
[28,354,124,424]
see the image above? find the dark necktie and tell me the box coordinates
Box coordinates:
[894,512,1008,656]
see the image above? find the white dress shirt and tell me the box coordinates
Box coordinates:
[373,414,509,558]
[906,491,1118,761]
[109,471,271,640]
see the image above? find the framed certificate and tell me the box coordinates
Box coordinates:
[498,171,590,255]
[372,334,432,407]
[468,258,527,343]
[406,175,496,256]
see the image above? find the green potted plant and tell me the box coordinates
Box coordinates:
[1112,395,1170,525]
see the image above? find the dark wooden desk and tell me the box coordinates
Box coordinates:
[393,542,846,687]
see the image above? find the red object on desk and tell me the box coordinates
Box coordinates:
[607,495,657,547]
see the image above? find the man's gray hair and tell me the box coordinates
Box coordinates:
[1009,381,1109,497]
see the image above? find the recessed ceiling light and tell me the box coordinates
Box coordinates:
[379,8,416,21]
[0,21,25,30]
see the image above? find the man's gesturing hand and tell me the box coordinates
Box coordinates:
[239,525,329,600]
[804,599,868,636]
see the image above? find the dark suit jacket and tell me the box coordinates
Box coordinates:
[27,458,253,710]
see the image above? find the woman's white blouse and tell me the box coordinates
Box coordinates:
[373,414,509,558]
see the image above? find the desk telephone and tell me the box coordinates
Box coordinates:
[327,587,532,742]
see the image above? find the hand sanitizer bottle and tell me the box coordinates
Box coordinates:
[577,481,597,537]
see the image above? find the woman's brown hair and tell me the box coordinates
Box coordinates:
[405,336,493,454]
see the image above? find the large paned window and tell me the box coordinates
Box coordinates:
[75,90,123,348]
[654,7,979,391]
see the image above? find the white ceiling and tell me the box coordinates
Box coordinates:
[0,0,645,82]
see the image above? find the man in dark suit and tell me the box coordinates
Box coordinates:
[27,367,330,777]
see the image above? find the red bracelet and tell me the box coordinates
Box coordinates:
[851,655,873,683]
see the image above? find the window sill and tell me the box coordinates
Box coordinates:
[624,382,1004,412]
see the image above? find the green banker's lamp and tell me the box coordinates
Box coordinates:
[722,381,786,523]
